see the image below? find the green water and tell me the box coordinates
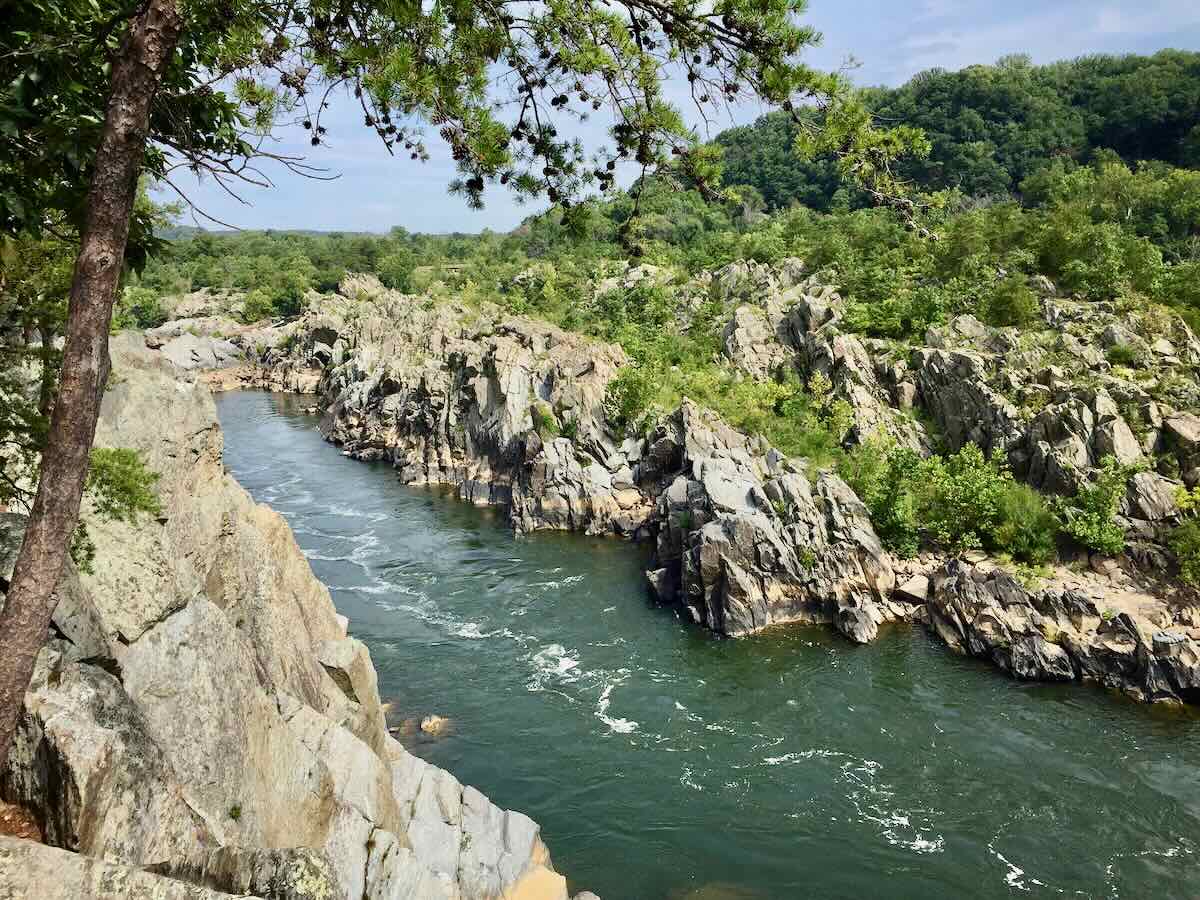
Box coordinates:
[217,391,1200,900]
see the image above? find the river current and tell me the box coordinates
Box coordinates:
[216,391,1200,899]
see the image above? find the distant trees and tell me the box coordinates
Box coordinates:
[718,50,1200,210]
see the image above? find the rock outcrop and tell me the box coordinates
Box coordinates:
[241,277,904,640]
[1,335,578,900]
[165,263,1200,703]
[924,560,1200,704]
[643,402,904,642]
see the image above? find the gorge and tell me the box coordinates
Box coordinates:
[216,388,1200,899]
[3,22,1200,897]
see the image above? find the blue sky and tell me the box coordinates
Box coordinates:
[164,0,1200,234]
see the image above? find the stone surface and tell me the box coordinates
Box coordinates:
[1,337,574,900]
[0,837,254,900]
[926,560,1200,703]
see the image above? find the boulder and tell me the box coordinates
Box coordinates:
[0,837,256,900]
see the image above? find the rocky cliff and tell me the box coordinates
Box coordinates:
[176,266,1200,705]
[0,334,582,900]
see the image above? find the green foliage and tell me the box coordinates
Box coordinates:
[604,365,658,434]
[531,402,561,439]
[67,448,163,572]
[1057,457,1135,555]
[719,51,1200,212]
[838,441,923,557]
[85,448,161,523]
[1105,344,1139,367]
[112,286,168,331]
[1169,521,1200,586]
[920,444,1014,554]
[983,277,1039,327]
[241,289,277,324]
[992,483,1059,565]
[840,440,1057,562]
[1170,486,1200,586]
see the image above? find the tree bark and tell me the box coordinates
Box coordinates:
[0,0,183,772]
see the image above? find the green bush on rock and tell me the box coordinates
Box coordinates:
[1056,456,1138,555]
[840,441,1059,563]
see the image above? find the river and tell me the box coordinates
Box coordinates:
[216,390,1200,900]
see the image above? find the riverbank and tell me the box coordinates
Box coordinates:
[214,388,1200,899]
[165,268,1200,706]
[0,335,588,900]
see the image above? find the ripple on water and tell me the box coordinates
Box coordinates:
[216,391,1200,900]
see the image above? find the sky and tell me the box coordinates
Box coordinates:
[163,0,1200,235]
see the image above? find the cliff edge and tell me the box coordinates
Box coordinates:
[0,334,582,900]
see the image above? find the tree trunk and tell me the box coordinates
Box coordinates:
[0,0,183,773]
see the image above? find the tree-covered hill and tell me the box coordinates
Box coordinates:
[717,50,1200,210]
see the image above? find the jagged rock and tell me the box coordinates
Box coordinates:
[0,837,258,900]
[1026,390,1143,493]
[645,402,896,641]
[895,575,930,605]
[722,305,788,379]
[912,349,1023,457]
[2,338,575,900]
[789,329,925,450]
[419,715,451,736]
[1165,413,1200,487]
[1124,471,1180,521]
[926,561,1200,702]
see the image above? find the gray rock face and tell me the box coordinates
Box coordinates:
[926,561,1200,703]
[0,836,259,900]
[1,337,572,900]
[253,277,902,642]
[643,402,902,641]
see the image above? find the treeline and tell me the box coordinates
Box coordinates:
[717,51,1200,210]
[135,150,1200,337]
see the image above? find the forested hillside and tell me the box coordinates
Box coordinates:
[717,51,1200,210]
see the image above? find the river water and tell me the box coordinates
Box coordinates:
[216,391,1200,899]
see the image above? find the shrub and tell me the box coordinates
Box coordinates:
[983,276,1039,327]
[241,289,276,324]
[992,482,1058,564]
[1057,456,1133,555]
[842,440,1057,563]
[1169,520,1200,586]
[604,364,658,433]
[919,443,1012,553]
[112,286,168,331]
[839,440,922,557]
[1105,344,1139,367]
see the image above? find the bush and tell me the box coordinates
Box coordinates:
[983,276,1039,327]
[1169,520,1200,586]
[992,482,1058,564]
[241,289,276,324]
[112,286,168,330]
[1105,344,1139,367]
[604,364,658,433]
[839,440,922,556]
[841,440,1058,563]
[919,443,1012,553]
[1057,456,1133,555]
